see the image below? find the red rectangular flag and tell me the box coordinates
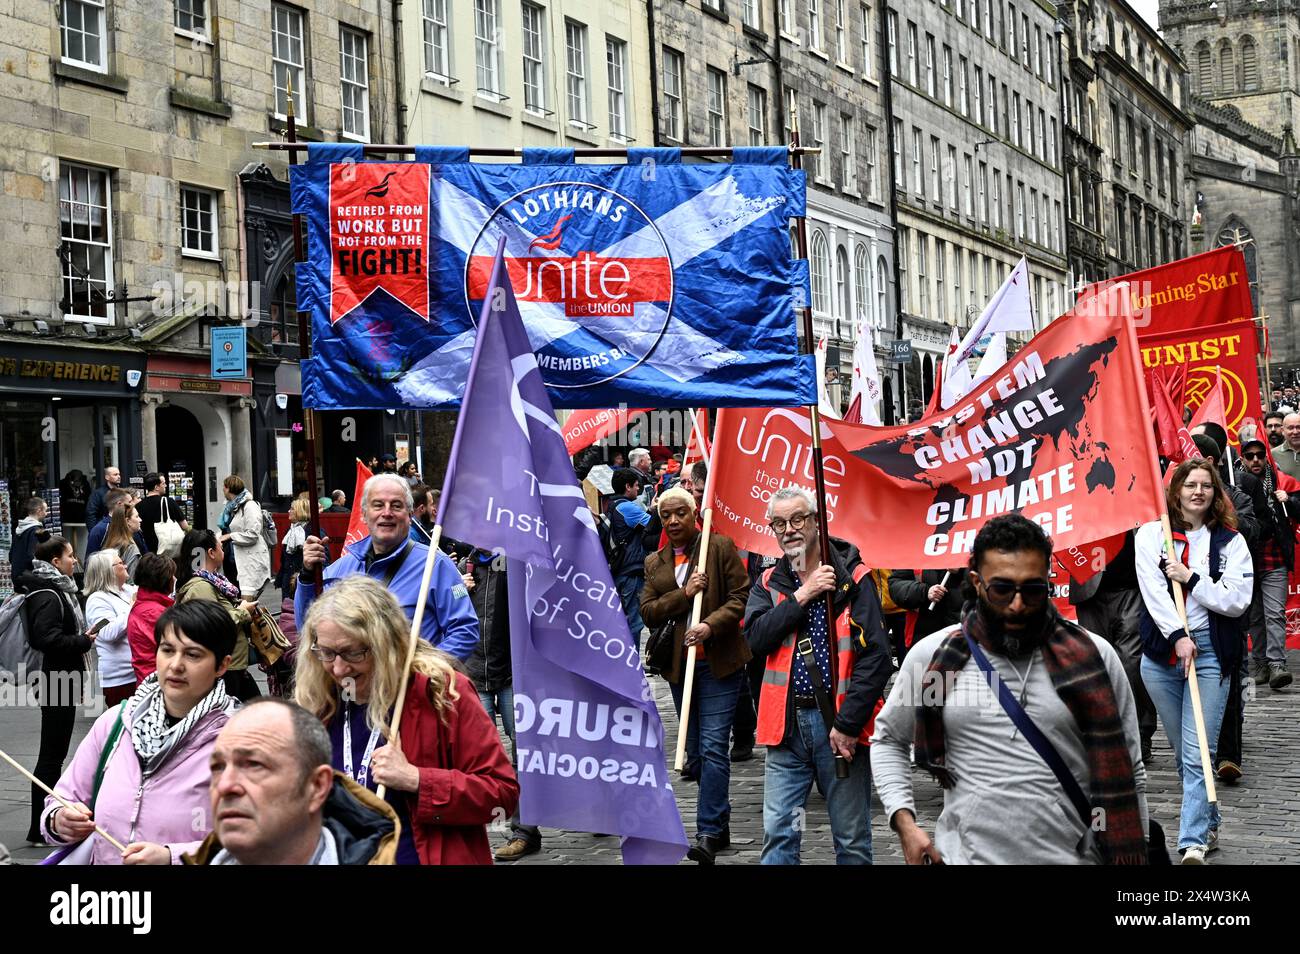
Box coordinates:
[562,406,648,456]
[344,459,373,548]
[707,287,1165,568]
[1080,245,1254,336]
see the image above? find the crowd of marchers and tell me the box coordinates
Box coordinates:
[4,407,1293,865]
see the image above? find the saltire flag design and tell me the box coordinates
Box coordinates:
[290,143,816,410]
[437,239,688,865]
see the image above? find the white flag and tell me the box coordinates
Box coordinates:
[815,336,841,419]
[847,319,883,425]
[940,256,1033,409]
[970,331,1008,391]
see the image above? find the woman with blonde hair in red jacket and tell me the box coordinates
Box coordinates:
[295,575,518,864]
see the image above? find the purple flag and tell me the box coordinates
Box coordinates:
[438,238,688,865]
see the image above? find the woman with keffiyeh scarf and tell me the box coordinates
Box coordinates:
[175,529,262,701]
[40,601,239,865]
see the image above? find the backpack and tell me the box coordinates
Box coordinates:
[0,593,42,677]
[598,510,629,570]
[238,498,279,551]
[260,508,279,551]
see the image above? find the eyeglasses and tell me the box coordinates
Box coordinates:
[367,501,408,513]
[309,644,371,664]
[976,574,1051,607]
[1244,452,1267,461]
[768,512,812,534]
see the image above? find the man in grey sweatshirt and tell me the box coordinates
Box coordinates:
[872,515,1149,865]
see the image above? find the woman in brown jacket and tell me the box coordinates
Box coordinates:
[640,487,750,864]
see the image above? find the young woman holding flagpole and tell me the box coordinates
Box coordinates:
[1119,285,1245,863]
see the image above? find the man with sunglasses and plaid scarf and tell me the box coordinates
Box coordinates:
[872,514,1150,865]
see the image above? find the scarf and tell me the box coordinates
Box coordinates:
[28,560,86,632]
[128,673,233,779]
[914,605,1148,865]
[218,490,250,532]
[196,568,242,603]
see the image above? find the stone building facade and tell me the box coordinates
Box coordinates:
[399,0,653,152]
[885,0,1070,411]
[649,0,897,418]
[1161,0,1300,371]
[1093,0,1192,278]
[1185,96,1300,371]
[1160,0,1299,139]
[1059,0,1109,291]
[0,0,403,528]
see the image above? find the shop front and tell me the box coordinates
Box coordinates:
[143,354,253,531]
[0,336,145,554]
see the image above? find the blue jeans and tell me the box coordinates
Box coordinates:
[669,661,741,838]
[1141,629,1230,851]
[761,706,873,865]
[479,688,540,845]
[615,572,645,652]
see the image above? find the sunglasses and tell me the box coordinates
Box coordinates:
[1243,452,1267,461]
[976,574,1051,607]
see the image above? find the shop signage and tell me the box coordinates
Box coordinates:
[180,379,222,393]
[211,327,247,379]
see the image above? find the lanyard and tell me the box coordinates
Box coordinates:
[342,702,383,790]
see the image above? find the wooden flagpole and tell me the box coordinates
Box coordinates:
[673,448,721,772]
[788,119,849,778]
[377,521,443,801]
[1122,288,1217,803]
[0,748,128,854]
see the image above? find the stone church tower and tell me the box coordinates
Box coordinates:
[1160,0,1300,374]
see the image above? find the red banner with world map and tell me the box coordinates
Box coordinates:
[708,288,1165,569]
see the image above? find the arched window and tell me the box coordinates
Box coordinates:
[810,230,830,314]
[1242,37,1259,91]
[1218,40,1235,93]
[854,245,871,331]
[835,245,850,321]
[875,255,889,329]
[1217,219,1258,312]
[1196,43,1212,94]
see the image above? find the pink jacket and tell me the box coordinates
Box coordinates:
[41,698,233,865]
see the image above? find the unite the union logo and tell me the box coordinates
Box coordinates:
[464,181,675,389]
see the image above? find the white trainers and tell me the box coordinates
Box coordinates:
[1207,828,1219,854]
[1181,845,1207,865]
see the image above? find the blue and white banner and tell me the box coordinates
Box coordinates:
[290,144,815,410]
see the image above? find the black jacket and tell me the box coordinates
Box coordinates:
[16,571,90,674]
[463,549,511,694]
[1220,464,1261,555]
[887,567,967,639]
[743,538,891,739]
[9,525,44,580]
[1237,461,1299,571]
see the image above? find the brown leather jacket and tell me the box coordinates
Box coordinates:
[641,531,751,684]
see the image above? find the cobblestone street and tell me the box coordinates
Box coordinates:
[4,646,1296,866]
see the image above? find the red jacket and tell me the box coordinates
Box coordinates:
[127,589,174,685]
[395,671,520,865]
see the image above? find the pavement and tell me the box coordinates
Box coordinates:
[3,636,1297,865]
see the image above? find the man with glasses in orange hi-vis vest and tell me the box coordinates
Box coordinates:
[743,487,892,865]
